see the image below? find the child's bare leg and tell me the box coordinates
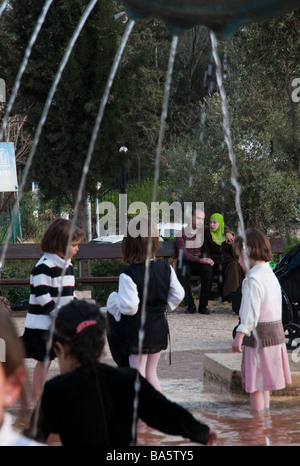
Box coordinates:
[129,354,147,378]
[32,360,51,407]
[145,352,162,392]
[250,390,270,412]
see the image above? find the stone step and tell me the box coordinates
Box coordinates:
[203,352,300,397]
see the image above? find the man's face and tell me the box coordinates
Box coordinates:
[192,210,205,230]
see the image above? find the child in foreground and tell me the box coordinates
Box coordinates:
[22,218,84,407]
[232,229,291,412]
[26,299,217,446]
[0,300,41,446]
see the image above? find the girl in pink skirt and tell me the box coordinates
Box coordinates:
[232,229,291,412]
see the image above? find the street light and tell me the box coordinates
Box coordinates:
[119,146,128,194]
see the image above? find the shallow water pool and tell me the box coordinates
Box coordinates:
[136,399,300,446]
[11,398,300,446]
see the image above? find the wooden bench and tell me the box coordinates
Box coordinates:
[0,241,177,287]
[0,237,284,288]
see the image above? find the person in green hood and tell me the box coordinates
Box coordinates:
[203,213,243,302]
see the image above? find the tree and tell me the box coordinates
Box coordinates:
[0,0,126,229]
[162,92,299,234]
[226,12,300,176]
[162,12,300,234]
[114,18,171,182]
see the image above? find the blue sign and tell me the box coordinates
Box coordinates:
[0,142,18,192]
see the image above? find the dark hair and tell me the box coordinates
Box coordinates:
[53,300,106,372]
[40,218,85,255]
[121,217,159,264]
[234,228,273,262]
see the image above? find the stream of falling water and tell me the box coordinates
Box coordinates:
[0,0,8,20]
[130,34,178,445]
[31,16,136,437]
[209,31,246,244]
[0,0,99,271]
[210,30,271,446]
[0,0,133,435]
[0,0,54,141]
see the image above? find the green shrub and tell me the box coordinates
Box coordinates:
[90,259,126,305]
[0,259,35,304]
[284,234,300,256]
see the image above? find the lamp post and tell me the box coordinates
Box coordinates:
[119,146,128,194]
[95,181,101,237]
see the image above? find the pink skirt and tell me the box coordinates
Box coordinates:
[241,343,292,393]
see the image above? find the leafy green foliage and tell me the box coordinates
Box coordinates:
[0,5,300,237]
[0,0,125,205]
[90,258,125,304]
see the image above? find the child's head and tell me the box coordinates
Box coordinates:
[121,216,159,264]
[53,300,106,373]
[41,218,85,258]
[234,228,273,263]
[0,299,26,419]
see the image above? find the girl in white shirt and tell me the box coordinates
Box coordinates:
[232,229,291,412]
[106,217,184,392]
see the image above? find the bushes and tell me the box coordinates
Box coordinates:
[90,258,126,305]
[0,259,35,304]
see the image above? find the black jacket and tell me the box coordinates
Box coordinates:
[32,363,210,446]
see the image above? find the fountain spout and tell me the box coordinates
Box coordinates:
[121,0,300,38]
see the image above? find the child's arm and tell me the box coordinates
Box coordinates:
[232,331,245,353]
[167,266,185,310]
[234,277,262,336]
[138,373,217,445]
[31,263,56,314]
[106,273,139,321]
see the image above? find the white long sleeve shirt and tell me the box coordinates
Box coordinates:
[107,265,184,322]
[236,262,282,336]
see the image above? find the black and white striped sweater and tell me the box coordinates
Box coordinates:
[24,253,75,330]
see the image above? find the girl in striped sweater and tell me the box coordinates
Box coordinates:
[22,218,84,407]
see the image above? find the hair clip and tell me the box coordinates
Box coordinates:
[76,320,97,334]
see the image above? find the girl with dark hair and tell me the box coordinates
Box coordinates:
[106,217,184,392]
[22,218,85,407]
[27,299,217,446]
[232,229,291,412]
